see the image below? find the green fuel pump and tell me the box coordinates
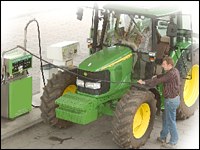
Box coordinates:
[1,48,32,119]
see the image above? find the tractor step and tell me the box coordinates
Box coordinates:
[55,92,98,125]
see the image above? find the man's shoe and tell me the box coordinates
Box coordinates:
[161,142,177,149]
[157,137,166,143]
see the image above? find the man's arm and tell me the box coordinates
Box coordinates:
[138,69,175,86]
[146,69,175,86]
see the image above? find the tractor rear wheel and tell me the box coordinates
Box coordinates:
[112,89,156,149]
[176,49,199,120]
[40,70,77,128]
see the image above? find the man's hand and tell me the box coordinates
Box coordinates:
[137,79,145,85]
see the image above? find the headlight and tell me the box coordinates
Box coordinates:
[85,82,101,89]
[76,79,84,87]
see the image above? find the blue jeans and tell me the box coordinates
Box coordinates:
[160,96,180,145]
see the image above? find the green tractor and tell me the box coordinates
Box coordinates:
[40,3,199,148]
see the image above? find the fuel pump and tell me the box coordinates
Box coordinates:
[1,48,32,119]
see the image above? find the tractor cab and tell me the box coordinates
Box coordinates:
[92,4,180,79]
[81,3,194,80]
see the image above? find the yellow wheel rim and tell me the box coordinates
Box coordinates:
[133,103,150,139]
[184,65,199,107]
[62,85,77,95]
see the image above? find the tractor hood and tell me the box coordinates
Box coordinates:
[78,46,132,72]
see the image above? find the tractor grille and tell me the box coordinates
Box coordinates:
[77,69,110,95]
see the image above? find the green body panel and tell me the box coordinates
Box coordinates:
[55,92,118,124]
[79,46,132,72]
[9,76,32,119]
[56,46,133,124]
[55,92,98,125]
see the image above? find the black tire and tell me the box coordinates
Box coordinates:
[40,70,76,128]
[111,89,156,149]
[176,48,199,120]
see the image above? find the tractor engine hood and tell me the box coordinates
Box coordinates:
[78,45,132,72]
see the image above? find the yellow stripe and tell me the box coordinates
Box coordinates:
[100,53,132,70]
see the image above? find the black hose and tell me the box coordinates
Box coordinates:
[24,19,46,87]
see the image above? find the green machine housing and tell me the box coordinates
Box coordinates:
[1,50,32,119]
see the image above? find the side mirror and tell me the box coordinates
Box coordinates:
[76,7,83,21]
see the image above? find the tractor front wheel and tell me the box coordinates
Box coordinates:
[40,70,77,128]
[112,89,156,149]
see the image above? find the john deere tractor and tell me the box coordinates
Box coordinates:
[40,3,199,148]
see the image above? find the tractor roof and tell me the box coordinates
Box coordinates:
[103,3,181,18]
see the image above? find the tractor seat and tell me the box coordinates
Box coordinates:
[156,36,170,60]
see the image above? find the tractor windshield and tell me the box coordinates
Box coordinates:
[103,12,152,53]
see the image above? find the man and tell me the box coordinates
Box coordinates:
[137,56,181,148]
